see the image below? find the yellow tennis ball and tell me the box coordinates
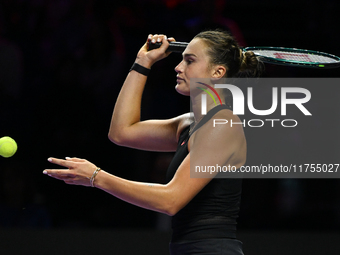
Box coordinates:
[0,136,18,158]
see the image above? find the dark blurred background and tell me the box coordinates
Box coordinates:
[0,0,339,254]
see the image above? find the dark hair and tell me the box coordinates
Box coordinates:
[194,30,262,77]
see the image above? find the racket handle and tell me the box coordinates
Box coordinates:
[148,41,188,53]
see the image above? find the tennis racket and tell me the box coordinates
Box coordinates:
[148,41,340,69]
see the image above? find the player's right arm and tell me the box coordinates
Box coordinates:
[108,34,187,152]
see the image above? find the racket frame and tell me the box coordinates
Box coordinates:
[147,41,340,69]
[243,46,340,69]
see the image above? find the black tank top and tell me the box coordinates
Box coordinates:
[166,105,242,242]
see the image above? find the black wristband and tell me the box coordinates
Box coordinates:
[129,62,151,76]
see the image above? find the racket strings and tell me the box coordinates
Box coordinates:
[253,50,339,63]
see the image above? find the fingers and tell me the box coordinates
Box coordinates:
[45,157,76,178]
[64,180,76,185]
[148,34,166,44]
[48,157,75,168]
[148,34,173,49]
[159,35,169,50]
[45,170,77,185]
[65,157,84,163]
[43,169,75,178]
[168,37,176,42]
[43,169,76,185]
[43,157,95,187]
[147,34,175,42]
[139,33,175,64]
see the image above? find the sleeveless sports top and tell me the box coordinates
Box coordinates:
[166,105,243,242]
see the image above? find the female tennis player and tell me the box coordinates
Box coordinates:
[44,30,260,254]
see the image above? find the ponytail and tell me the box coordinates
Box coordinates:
[239,50,263,77]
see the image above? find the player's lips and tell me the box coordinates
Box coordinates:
[176,76,184,82]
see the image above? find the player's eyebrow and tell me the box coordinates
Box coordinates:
[183,53,197,58]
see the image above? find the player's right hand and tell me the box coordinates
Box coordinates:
[135,34,176,68]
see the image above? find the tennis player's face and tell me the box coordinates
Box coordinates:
[175,38,213,96]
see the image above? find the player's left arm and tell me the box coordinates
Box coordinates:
[43,110,246,216]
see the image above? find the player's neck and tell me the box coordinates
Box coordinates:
[191,94,225,123]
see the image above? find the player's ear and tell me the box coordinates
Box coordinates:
[211,65,226,79]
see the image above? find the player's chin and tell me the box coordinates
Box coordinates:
[175,83,190,96]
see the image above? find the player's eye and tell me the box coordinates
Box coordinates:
[185,59,193,64]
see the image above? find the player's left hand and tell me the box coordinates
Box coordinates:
[43,157,98,186]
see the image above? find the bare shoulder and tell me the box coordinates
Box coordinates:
[175,112,192,142]
[190,108,246,151]
[210,108,245,134]
[190,108,246,168]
